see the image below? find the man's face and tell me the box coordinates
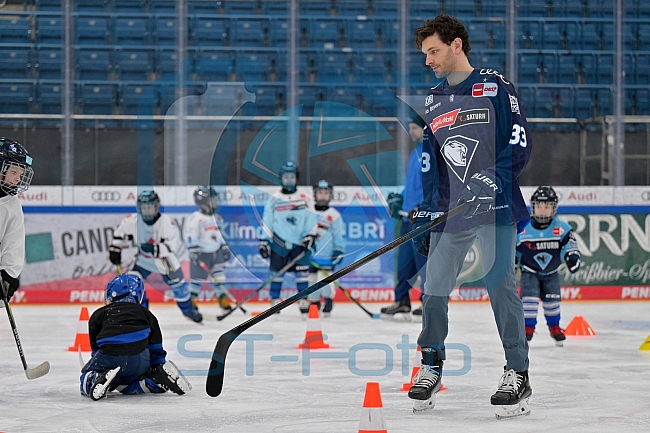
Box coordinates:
[409,123,423,142]
[316,189,330,203]
[421,33,459,79]
[534,202,555,217]
[3,164,25,186]
[281,173,296,187]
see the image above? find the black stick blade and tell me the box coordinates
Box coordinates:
[205,332,236,397]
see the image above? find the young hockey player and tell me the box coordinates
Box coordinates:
[108,190,202,323]
[306,180,346,317]
[383,117,427,321]
[410,15,533,419]
[186,186,234,316]
[517,186,581,346]
[0,138,33,302]
[80,274,190,400]
[258,161,317,313]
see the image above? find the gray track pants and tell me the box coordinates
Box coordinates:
[418,223,530,372]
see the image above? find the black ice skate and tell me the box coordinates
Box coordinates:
[411,306,422,323]
[150,361,192,395]
[408,351,443,413]
[183,306,203,324]
[491,369,532,420]
[322,298,333,317]
[90,366,121,401]
[380,299,411,321]
[549,325,566,347]
[298,299,310,318]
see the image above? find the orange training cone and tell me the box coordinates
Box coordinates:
[400,346,447,392]
[358,382,387,433]
[297,303,330,349]
[564,315,596,336]
[67,307,92,352]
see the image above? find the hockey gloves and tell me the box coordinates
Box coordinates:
[140,242,160,257]
[331,250,344,266]
[188,247,200,265]
[458,171,501,219]
[299,234,317,254]
[565,253,581,273]
[0,269,19,301]
[259,240,271,259]
[219,245,231,262]
[387,192,404,218]
[108,245,122,265]
[410,210,442,256]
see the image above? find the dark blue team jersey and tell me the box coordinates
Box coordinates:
[420,68,532,232]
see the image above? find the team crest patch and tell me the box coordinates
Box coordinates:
[440,135,479,182]
[533,252,553,270]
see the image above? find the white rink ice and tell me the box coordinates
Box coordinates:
[1,300,650,433]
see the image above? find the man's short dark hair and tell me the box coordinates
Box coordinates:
[414,14,471,56]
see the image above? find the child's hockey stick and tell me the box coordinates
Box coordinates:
[2,295,50,380]
[206,204,464,397]
[198,260,246,315]
[311,264,380,319]
[216,250,307,321]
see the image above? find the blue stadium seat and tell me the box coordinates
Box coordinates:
[78,83,117,115]
[194,50,233,82]
[564,20,580,49]
[366,87,395,117]
[557,88,575,117]
[0,16,31,43]
[337,2,370,17]
[35,0,62,11]
[482,2,508,17]
[601,22,614,50]
[298,86,320,104]
[535,88,556,117]
[260,1,288,15]
[561,0,586,17]
[410,0,442,19]
[519,54,540,83]
[234,53,271,81]
[300,1,332,16]
[636,54,649,85]
[119,83,149,114]
[316,52,350,83]
[638,24,650,51]
[151,1,176,13]
[594,88,612,116]
[444,1,478,18]
[273,53,311,82]
[35,15,62,44]
[542,22,563,50]
[474,52,506,74]
[581,21,599,50]
[468,22,489,50]
[576,53,595,83]
[575,89,594,118]
[224,1,257,15]
[517,87,535,116]
[346,20,377,47]
[35,48,62,79]
[188,0,221,14]
[596,53,613,84]
[624,22,637,51]
[625,90,635,115]
[231,20,264,45]
[0,48,31,79]
[489,21,506,49]
[112,0,147,12]
[152,16,176,46]
[267,20,288,45]
[77,0,109,11]
[595,0,613,18]
[635,88,649,116]
[306,20,341,47]
[408,53,430,84]
[541,53,557,83]
[558,54,578,83]
[355,52,386,83]
[75,17,110,45]
[155,49,177,77]
[254,87,279,115]
[76,49,113,80]
[191,17,228,45]
[624,54,636,85]
[159,83,179,115]
[116,49,153,81]
[525,21,543,49]
[38,82,62,114]
[114,17,150,45]
[379,20,400,46]
[324,88,358,107]
[0,83,33,113]
[517,0,548,17]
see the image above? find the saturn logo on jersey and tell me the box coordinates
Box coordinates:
[440,135,479,182]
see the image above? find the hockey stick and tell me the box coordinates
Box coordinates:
[311,264,380,319]
[198,260,247,315]
[2,296,50,380]
[206,204,464,397]
[216,250,307,321]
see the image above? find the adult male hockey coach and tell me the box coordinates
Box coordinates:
[408,14,534,419]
